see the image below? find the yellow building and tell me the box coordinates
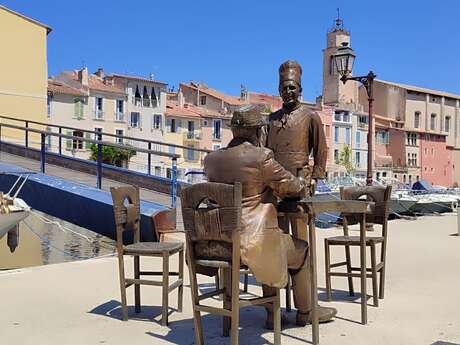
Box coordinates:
[0,5,51,147]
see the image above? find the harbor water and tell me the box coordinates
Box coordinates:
[0,210,116,270]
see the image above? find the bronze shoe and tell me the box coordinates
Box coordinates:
[296,306,337,326]
[265,311,289,330]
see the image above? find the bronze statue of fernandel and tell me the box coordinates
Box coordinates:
[267,60,327,197]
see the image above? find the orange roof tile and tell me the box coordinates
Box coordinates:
[47,79,86,97]
[109,73,167,85]
[166,101,230,120]
[248,92,283,111]
[180,82,245,106]
[62,71,126,96]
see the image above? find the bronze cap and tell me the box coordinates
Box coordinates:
[230,104,268,128]
[279,60,302,85]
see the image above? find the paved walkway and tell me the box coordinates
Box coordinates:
[1,214,459,344]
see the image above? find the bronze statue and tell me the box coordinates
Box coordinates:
[204,104,315,327]
[266,60,336,323]
[267,60,327,197]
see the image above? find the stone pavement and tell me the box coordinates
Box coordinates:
[1,213,460,344]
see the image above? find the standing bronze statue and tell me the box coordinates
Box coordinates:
[267,60,327,196]
[266,60,336,322]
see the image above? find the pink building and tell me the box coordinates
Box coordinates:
[420,134,452,186]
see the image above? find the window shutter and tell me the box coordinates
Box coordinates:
[139,114,142,129]
[66,130,72,150]
[84,132,92,150]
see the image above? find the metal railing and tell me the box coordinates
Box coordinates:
[114,111,125,122]
[0,115,212,206]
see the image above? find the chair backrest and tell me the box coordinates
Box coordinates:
[340,185,392,227]
[152,208,178,242]
[181,182,242,261]
[110,185,141,247]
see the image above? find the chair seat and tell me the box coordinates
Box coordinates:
[124,241,183,255]
[326,235,384,245]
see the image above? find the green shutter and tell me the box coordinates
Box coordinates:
[66,130,72,150]
[84,132,92,150]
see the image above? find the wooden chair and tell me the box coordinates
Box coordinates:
[111,185,184,325]
[181,182,281,345]
[324,185,392,307]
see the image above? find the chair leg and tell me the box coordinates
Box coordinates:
[231,263,240,345]
[285,277,292,312]
[243,272,248,293]
[117,253,128,321]
[324,239,332,301]
[273,289,281,345]
[370,243,378,307]
[162,252,169,326]
[223,268,231,337]
[215,271,220,290]
[379,243,386,299]
[134,255,141,313]
[188,258,204,345]
[178,249,184,312]
[344,244,355,296]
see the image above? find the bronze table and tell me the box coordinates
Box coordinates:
[282,199,371,345]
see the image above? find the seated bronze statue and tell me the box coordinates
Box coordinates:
[204,104,336,327]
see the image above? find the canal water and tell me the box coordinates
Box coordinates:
[0,210,116,270]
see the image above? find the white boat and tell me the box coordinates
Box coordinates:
[0,174,32,240]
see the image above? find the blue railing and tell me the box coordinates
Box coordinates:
[0,115,212,207]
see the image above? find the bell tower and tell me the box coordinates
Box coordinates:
[322,13,358,107]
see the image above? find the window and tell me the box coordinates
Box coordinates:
[430,113,436,130]
[47,94,52,118]
[94,127,103,140]
[355,152,361,167]
[431,148,435,155]
[412,153,417,166]
[168,146,176,155]
[166,168,172,179]
[200,95,207,105]
[345,127,350,145]
[142,86,150,107]
[213,119,222,140]
[334,111,351,122]
[116,100,124,113]
[203,120,208,126]
[115,129,124,144]
[356,130,361,147]
[334,126,339,143]
[213,144,221,151]
[152,114,162,129]
[334,149,339,163]
[134,85,141,106]
[376,131,389,144]
[74,99,84,119]
[170,118,176,133]
[72,130,83,150]
[414,111,420,128]
[130,112,141,128]
[406,133,417,146]
[154,166,162,176]
[382,172,387,178]
[151,87,158,107]
[445,116,451,133]
[188,120,195,133]
[358,115,368,127]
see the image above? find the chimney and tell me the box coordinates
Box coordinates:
[178,91,184,108]
[95,67,105,78]
[78,67,89,87]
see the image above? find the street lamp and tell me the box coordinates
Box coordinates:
[333,42,376,186]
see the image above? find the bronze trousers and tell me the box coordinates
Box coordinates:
[263,214,311,313]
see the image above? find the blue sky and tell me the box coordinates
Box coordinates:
[3,0,460,101]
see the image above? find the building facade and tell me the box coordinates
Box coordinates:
[0,5,51,148]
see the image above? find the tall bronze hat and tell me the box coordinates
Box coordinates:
[279,60,302,85]
[230,104,268,128]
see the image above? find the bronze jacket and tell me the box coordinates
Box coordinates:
[267,104,327,186]
[204,138,303,287]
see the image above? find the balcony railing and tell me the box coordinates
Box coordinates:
[93,110,104,120]
[114,111,125,122]
[184,131,201,140]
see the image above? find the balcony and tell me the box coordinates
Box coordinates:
[183,131,201,143]
[358,122,368,129]
[93,110,104,121]
[114,111,125,122]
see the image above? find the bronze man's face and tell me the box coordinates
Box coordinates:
[279,80,301,108]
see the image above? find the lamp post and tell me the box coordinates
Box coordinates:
[333,42,376,186]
